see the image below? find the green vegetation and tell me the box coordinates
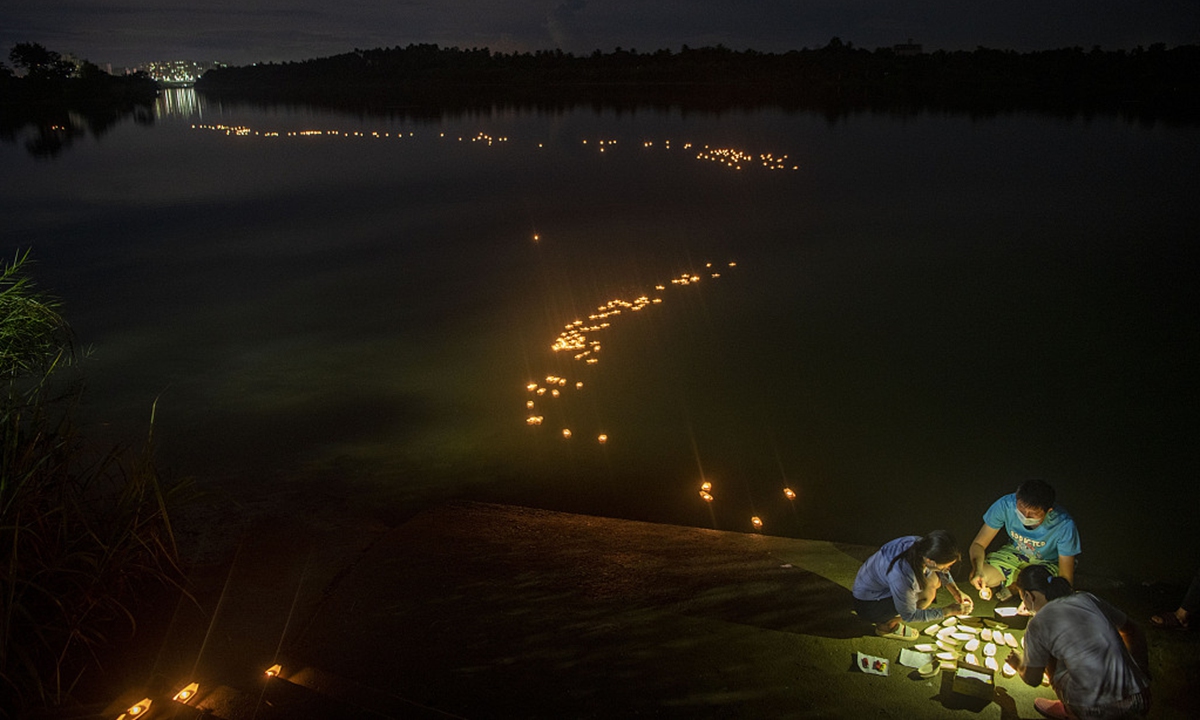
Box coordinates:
[1,43,159,157]
[0,252,187,719]
[195,40,1200,123]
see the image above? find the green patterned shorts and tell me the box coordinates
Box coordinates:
[986,545,1059,587]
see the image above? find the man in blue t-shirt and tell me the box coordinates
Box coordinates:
[969,479,1082,598]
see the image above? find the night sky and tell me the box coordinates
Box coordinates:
[3,0,1198,69]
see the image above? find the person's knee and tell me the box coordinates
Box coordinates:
[980,563,1005,585]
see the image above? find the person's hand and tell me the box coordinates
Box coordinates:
[946,602,969,617]
[969,572,987,591]
[1005,650,1021,670]
[958,596,975,614]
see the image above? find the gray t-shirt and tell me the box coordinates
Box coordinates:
[1024,592,1149,709]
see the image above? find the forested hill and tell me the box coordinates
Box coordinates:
[194,41,1200,121]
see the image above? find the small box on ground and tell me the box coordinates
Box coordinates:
[951,660,995,702]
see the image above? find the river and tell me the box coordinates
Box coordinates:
[2,88,1197,582]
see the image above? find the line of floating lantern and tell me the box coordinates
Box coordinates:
[524,261,737,445]
[189,125,799,172]
[521,258,806,535]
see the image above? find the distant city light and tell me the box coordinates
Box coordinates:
[141,59,227,85]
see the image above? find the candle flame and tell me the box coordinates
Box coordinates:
[172,682,199,703]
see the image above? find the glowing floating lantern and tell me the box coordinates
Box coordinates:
[125,698,152,716]
[173,682,199,702]
[526,400,534,409]
[699,490,714,502]
[751,516,763,529]
[783,487,796,500]
[576,381,583,389]
[597,434,608,444]
[265,664,282,677]
[700,481,712,491]
[526,383,538,391]
[561,429,572,438]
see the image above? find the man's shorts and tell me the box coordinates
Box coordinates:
[986,545,1060,587]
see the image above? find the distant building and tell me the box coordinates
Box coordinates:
[139,60,227,86]
[893,40,922,57]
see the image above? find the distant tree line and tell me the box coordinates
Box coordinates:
[194,40,1200,123]
[1,43,160,156]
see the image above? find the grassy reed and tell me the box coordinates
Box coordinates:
[1,251,188,718]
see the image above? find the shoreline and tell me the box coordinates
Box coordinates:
[89,499,1199,718]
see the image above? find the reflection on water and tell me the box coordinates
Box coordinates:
[155,87,205,119]
[3,98,1199,582]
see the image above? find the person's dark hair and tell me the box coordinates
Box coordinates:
[1013,563,1073,601]
[1015,478,1056,512]
[887,530,961,590]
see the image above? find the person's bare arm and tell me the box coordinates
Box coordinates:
[1006,650,1044,688]
[969,524,1001,589]
[1057,555,1076,586]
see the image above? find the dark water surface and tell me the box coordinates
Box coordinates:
[3,90,1197,581]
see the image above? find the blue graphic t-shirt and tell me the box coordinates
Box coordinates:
[983,493,1081,561]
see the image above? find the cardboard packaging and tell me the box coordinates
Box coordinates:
[952,660,995,702]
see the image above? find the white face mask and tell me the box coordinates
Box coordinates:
[1017,509,1044,528]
